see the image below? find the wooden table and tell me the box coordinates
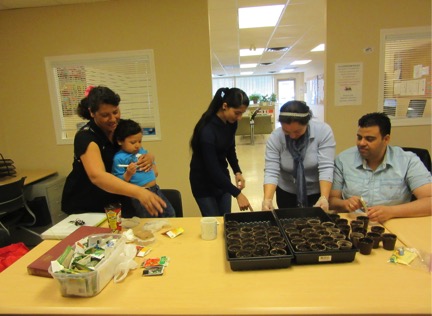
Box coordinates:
[383,216,432,253]
[0,216,430,315]
[0,169,57,186]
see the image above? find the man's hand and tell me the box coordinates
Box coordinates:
[367,205,393,223]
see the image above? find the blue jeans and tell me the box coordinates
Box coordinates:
[131,185,176,218]
[195,192,231,217]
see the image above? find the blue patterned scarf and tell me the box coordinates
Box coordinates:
[285,126,310,207]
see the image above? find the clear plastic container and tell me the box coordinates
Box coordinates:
[49,233,125,297]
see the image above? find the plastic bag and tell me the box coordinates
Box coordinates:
[141,219,169,233]
[0,242,29,272]
[113,244,138,283]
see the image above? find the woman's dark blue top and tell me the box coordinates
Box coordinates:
[189,115,242,198]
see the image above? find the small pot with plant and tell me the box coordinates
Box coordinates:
[270,93,277,105]
[249,93,261,104]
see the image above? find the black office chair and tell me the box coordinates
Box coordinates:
[402,147,431,172]
[401,147,431,201]
[0,177,38,236]
[161,189,183,217]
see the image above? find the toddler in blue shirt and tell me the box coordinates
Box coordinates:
[112,119,175,218]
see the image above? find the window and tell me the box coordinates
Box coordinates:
[212,75,273,100]
[45,50,161,144]
[379,26,431,126]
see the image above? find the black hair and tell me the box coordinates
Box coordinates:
[77,86,121,120]
[189,87,249,152]
[358,112,391,137]
[114,119,142,142]
[278,100,312,125]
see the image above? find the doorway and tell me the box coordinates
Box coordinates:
[276,79,296,128]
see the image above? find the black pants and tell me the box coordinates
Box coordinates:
[276,186,320,208]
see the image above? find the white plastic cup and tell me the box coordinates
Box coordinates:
[201,217,217,240]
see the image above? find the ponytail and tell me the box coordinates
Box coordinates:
[190,87,249,152]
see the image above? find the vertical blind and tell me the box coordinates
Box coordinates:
[212,75,274,99]
[45,50,161,144]
[380,26,431,125]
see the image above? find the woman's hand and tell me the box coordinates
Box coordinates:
[261,199,274,211]
[313,196,329,212]
[235,172,245,189]
[136,153,154,172]
[138,189,166,216]
[236,192,253,211]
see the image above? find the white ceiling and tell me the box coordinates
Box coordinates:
[0,0,326,77]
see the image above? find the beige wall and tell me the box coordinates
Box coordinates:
[0,0,211,216]
[326,0,432,154]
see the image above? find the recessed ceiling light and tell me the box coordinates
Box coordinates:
[240,63,258,68]
[240,48,265,56]
[290,60,312,65]
[280,69,295,73]
[240,71,254,75]
[239,5,284,29]
[311,44,325,52]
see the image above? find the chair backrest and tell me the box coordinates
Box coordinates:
[402,147,432,172]
[0,177,26,215]
[235,117,251,136]
[253,115,273,135]
[161,189,183,217]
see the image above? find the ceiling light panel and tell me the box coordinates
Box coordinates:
[240,63,258,68]
[291,60,312,65]
[311,43,325,52]
[238,5,284,29]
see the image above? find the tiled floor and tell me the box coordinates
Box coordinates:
[231,135,270,212]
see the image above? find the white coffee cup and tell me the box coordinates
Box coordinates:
[201,217,217,240]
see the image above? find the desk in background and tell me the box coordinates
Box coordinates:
[0,169,57,186]
[0,216,430,315]
[0,169,66,226]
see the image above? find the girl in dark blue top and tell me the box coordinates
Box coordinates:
[189,87,253,216]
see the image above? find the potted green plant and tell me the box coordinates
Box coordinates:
[270,93,277,105]
[249,93,261,104]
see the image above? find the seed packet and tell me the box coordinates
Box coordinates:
[136,246,152,257]
[164,227,184,238]
[143,265,164,276]
[141,256,169,268]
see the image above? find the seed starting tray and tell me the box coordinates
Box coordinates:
[224,211,294,271]
[274,208,358,264]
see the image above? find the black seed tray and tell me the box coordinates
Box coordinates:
[224,211,294,271]
[274,208,358,264]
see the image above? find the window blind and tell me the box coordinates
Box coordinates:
[45,50,161,144]
[379,26,431,126]
[212,75,274,101]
